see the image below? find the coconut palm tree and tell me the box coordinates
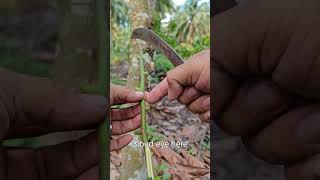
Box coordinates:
[154,0,175,18]
[168,0,210,43]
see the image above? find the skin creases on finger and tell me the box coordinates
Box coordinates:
[110,134,133,151]
[145,78,169,104]
[111,104,141,121]
[187,95,210,114]
[286,154,320,180]
[212,64,239,120]
[200,111,210,123]
[245,105,320,164]
[167,77,184,101]
[195,64,210,93]
[218,80,290,136]
[166,62,196,101]
[178,86,202,105]
[111,115,141,135]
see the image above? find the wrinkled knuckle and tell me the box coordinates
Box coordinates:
[166,70,175,81]
[129,107,135,117]
[196,75,210,92]
[187,104,197,113]
[178,97,187,105]
[202,113,210,123]
[111,121,117,135]
[199,114,206,122]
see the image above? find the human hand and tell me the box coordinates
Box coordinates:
[213,0,320,179]
[0,68,143,180]
[145,50,210,122]
[110,84,144,136]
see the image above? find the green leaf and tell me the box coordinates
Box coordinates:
[162,173,171,180]
[156,164,168,172]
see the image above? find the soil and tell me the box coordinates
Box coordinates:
[111,61,284,180]
[111,63,210,179]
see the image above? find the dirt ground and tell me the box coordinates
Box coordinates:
[111,63,210,179]
[111,55,285,179]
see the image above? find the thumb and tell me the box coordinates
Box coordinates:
[145,78,169,104]
[111,84,144,105]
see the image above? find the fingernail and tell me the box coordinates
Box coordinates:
[80,94,107,108]
[200,111,210,122]
[134,91,144,99]
[206,111,210,123]
[202,97,210,108]
[206,111,210,119]
[204,111,210,122]
[297,113,320,144]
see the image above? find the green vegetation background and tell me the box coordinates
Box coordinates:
[111,0,210,84]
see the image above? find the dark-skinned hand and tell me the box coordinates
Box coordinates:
[213,0,320,179]
[145,50,210,122]
[0,68,143,180]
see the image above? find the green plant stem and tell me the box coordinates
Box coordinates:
[96,0,109,179]
[140,56,154,179]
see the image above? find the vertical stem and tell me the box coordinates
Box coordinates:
[96,0,109,179]
[125,0,154,179]
[140,56,154,179]
[140,57,147,141]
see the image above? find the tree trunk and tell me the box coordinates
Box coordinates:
[118,0,154,179]
[126,0,153,88]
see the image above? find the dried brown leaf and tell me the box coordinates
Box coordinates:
[180,125,202,142]
[180,149,206,168]
[151,146,186,165]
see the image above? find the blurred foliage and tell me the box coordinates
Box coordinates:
[111,24,130,63]
[167,0,210,43]
[111,0,129,27]
[111,0,130,63]
[135,124,165,142]
[154,54,174,73]
[111,73,127,85]
[154,164,171,180]
[111,0,210,82]
[153,0,175,19]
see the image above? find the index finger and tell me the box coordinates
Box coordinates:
[145,78,169,104]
